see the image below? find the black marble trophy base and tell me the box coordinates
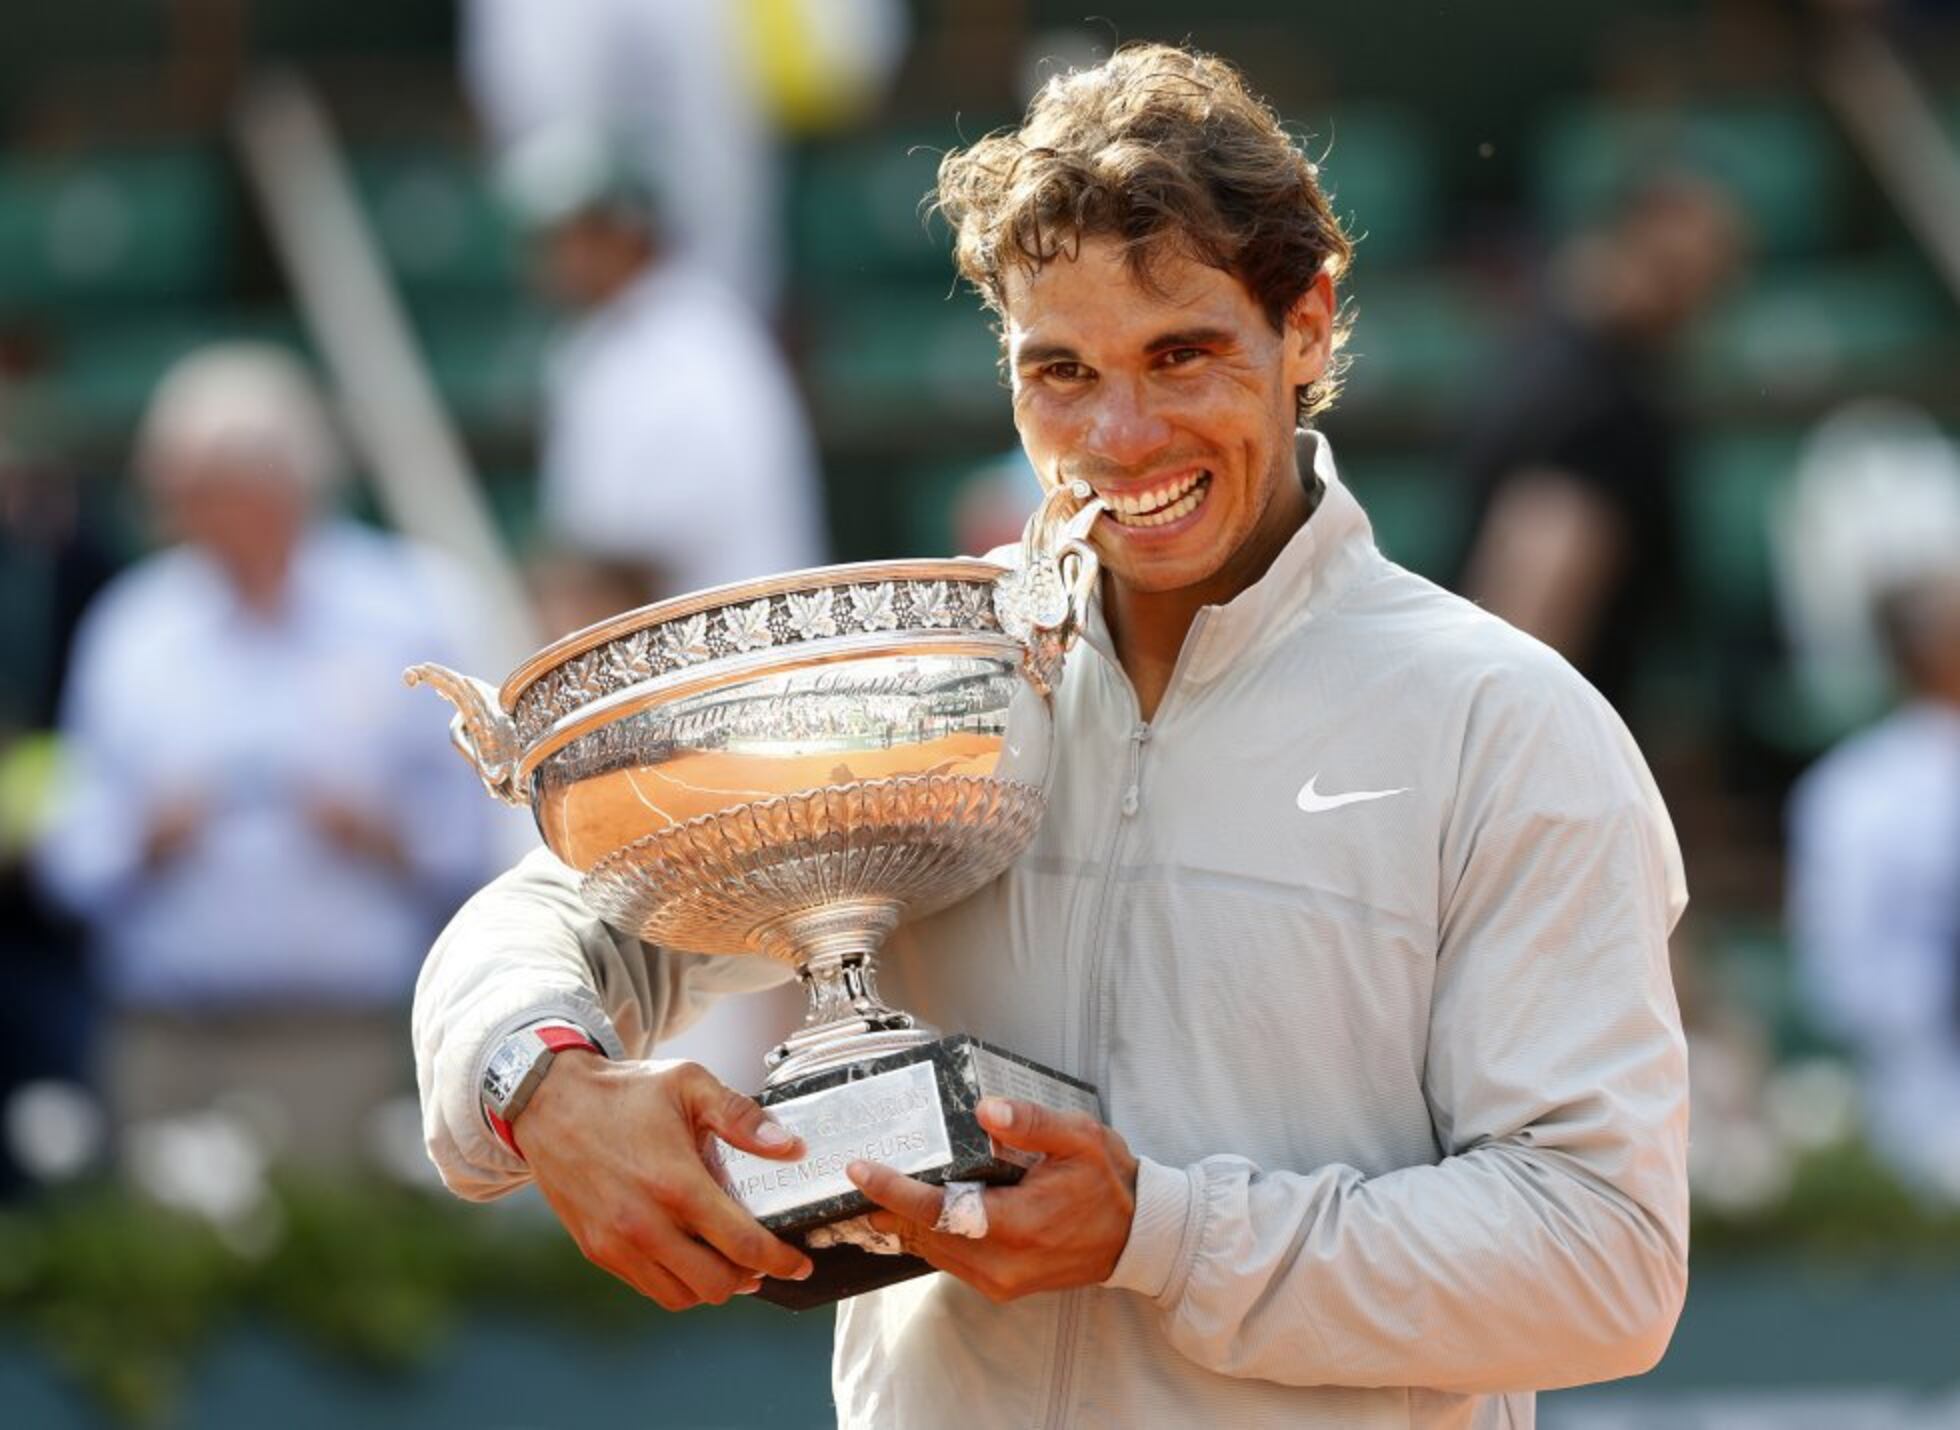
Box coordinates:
[715,1034,1099,1311]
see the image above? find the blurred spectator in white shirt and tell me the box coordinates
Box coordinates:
[34,345,499,1169]
[502,123,828,603]
[1774,399,1960,736]
[463,0,908,314]
[496,126,826,1087]
[464,0,777,311]
[1788,565,1960,1200]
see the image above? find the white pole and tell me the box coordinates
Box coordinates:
[1816,21,1960,302]
[231,70,539,670]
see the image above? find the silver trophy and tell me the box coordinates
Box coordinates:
[408,484,1106,1306]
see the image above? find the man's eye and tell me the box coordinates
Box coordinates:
[1046,362,1088,382]
[1162,347,1206,366]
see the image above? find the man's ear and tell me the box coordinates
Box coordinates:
[1282,270,1336,390]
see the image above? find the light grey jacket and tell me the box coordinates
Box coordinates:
[414,435,1690,1429]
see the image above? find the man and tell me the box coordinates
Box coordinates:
[464,0,909,314]
[501,121,825,1083]
[500,120,828,604]
[1788,566,1960,1201]
[1455,172,1744,716]
[0,431,118,1195]
[37,344,497,1168]
[416,44,1689,1427]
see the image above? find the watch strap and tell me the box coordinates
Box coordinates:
[484,1022,602,1158]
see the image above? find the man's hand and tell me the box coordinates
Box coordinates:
[517,1053,815,1309]
[142,796,205,870]
[304,795,409,874]
[846,1097,1138,1303]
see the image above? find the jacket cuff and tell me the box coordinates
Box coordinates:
[469,994,626,1117]
[454,992,627,1170]
[1102,1156,1200,1303]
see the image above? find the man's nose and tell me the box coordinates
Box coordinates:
[1083,379,1171,469]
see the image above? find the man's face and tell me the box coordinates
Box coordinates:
[537,212,651,311]
[152,452,307,594]
[1003,236,1331,599]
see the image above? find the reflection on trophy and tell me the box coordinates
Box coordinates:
[407,485,1105,1308]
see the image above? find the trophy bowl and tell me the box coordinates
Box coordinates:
[408,489,1108,1306]
[410,545,1088,1083]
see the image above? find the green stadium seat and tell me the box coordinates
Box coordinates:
[1534,102,1847,257]
[790,134,973,281]
[38,309,304,432]
[476,468,543,554]
[888,454,1007,557]
[349,145,524,296]
[1336,272,1489,413]
[1315,109,1439,268]
[1680,428,1830,754]
[1681,428,1802,625]
[1675,427,1905,758]
[800,284,1003,424]
[409,300,553,432]
[0,149,230,311]
[1689,257,1954,403]
[1337,452,1458,580]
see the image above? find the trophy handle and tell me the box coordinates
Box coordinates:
[995,479,1106,693]
[404,662,528,806]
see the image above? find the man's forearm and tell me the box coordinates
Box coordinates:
[1107,1137,1686,1393]
[413,848,656,1200]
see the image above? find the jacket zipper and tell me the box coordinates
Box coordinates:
[1044,624,1203,1428]
[1043,711,1145,1430]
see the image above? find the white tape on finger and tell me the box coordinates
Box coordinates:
[933,1180,989,1239]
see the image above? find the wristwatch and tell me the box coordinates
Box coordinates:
[481,1020,603,1156]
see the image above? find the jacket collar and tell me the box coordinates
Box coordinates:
[1082,430,1378,688]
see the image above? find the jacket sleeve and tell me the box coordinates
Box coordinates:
[1103,664,1690,1393]
[412,847,794,1201]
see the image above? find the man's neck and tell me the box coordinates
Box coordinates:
[1103,465,1316,721]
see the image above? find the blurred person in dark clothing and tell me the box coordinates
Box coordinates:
[0,436,120,1196]
[1788,565,1960,1200]
[1454,174,1745,714]
[32,345,498,1171]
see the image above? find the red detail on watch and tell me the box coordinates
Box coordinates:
[486,1106,522,1157]
[488,1024,601,1159]
[537,1024,599,1056]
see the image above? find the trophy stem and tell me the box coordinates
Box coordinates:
[755,900,938,1087]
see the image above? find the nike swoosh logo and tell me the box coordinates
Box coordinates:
[1296,775,1410,814]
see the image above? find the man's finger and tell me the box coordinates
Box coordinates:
[976,1097,1099,1156]
[661,1235,763,1306]
[606,1257,696,1312]
[684,1072,803,1160]
[863,1207,979,1278]
[847,1160,947,1225]
[684,1181,814,1281]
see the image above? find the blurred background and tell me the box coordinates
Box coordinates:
[1,1,1959,1426]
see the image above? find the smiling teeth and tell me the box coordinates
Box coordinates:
[1107,471,1209,527]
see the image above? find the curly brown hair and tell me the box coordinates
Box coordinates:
[931,42,1353,421]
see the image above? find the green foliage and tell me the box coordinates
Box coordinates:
[0,1178,649,1425]
[6,1149,1960,1424]
[1694,1143,1960,1262]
